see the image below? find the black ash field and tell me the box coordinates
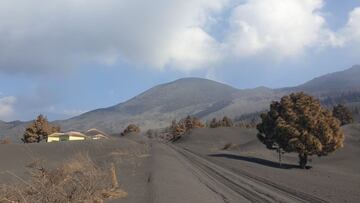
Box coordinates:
[0,124,359,202]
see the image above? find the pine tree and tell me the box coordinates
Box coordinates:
[209,118,218,128]
[332,104,353,126]
[257,92,344,169]
[23,114,60,143]
[221,116,233,127]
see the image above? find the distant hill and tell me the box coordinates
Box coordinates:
[2,65,360,142]
[285,65,360,109]
[294,65,360,92]
[57,78,241,133]
[0,120,30,142]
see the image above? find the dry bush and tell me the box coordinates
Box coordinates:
[121,124,140,136]
[0,153,127,203]
[0,138,11,144]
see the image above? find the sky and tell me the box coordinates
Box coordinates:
[0,0,359,121]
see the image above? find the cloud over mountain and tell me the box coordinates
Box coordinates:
[335,7,360,46]
[226,0,329,57]
[0,0,358,74]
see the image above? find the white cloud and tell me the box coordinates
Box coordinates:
[166,27,223,71]
[0,0,227,73]
[226,0,328,58]
[0,0,358,74]
[331,7,360,47]
[0,96,16,121]
[347,7,360,43]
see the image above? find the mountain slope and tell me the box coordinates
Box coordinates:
[57,78,241,133]
[57,65,360,133]
[0,121,30,142]
[289,65,360,93]
[2,65,360,142]
[113,77,238,114]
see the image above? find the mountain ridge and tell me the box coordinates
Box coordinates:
[1,65,360,142]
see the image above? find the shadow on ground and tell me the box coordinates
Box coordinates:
[209,153,305,169]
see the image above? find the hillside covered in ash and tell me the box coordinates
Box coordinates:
[1,65,360,142]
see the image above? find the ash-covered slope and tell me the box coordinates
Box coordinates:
[55,65,360,133]
[2,65,360,141]
[0,121,30,141]
[286,65,360,108]
[287,65,360,93]
[114,77,238,114]
[57,78,241,133]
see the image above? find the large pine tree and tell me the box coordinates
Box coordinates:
[257,92,344,168]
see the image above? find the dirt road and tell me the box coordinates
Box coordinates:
[149,142,327,203]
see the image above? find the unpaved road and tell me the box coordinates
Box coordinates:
[1,135,355,202]
[149,142,327,203]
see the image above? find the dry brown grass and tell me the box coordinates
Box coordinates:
[0,138,11,145]
[0,153,127,203]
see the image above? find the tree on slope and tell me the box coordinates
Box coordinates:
[183,116,205,130]
[209,116,233,128]
[332,104,353,126]
[209,118,219,128]
[221,116,233,127]
[168,116,204,141]
[121,124,141,136]
[23,114,60,143]
[257,92,344,169]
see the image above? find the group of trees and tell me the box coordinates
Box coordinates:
[22,115,60,143]
[209,116,233,128]
[167,116,205,141]
[165,115,254,140]
[257,92,347,169]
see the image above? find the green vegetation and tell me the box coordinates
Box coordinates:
[22,114,60,143]
[257,92,344,169]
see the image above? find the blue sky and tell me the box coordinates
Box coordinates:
[0,0,359,121]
